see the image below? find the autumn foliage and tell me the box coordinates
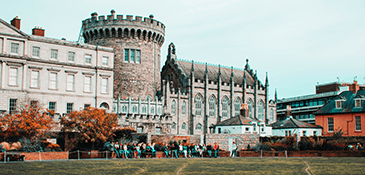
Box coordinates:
[0,105,54,143]
[60,107,118,148]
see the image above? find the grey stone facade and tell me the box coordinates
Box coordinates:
[205,133,259,151]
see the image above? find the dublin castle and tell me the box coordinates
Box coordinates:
[0,10,276,135]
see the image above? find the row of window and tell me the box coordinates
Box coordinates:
[124,49,141,63]
[277,98,330,110]
[335,99,363,109]
[8,99,89,114]
[121,105,162,115]
[327,116,361,132]
[170,97,273,120]
[8,67,109,93]
[284,130,318,136]
[10,43,109,66]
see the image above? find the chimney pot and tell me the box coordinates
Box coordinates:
[32,27,45,37]
[10,16,21,30]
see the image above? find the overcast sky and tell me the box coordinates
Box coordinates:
[1,0,364,100]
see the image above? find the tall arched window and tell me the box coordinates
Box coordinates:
[132,105,137,113]
[172,122,176,129]
[196,123,202,130]
[209,96,216,117]
[182,101,186,115]
[222,96,229,118]
[195,94,202,116]
[270,108,274,122]
[182,122,186,130]
[142,106,147,113]
[247,99,253,118]
[258,101,264,120]
[122,105,127,113]
[171,100,176,115]
[234,98,241,116]
[150,106,155,114]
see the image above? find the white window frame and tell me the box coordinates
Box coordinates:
[84,76,91,93]
[50,49,58,60]
[356,116,361,131]
[10,42,19,54]
[101,78,108,94]
[8,67,18,86]
[102,56,109,66]
[30,70,40,88]
[66,74,75,91]
[85,54,92,64]
[66,103,73,113]
[335,100,343,109]
[49,72,58,90]
[355,99,363,108]
[328,117,334,132]
[32,46,40,58]
[68,51,75,62]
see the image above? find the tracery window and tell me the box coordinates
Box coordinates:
[209,96,216,117]
[258,101,264,120]
[234,98,241,116]
[195,94,202,116]
[171,100,176,115]
[222,96,229,118]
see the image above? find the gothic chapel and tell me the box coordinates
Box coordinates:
[161,43,276,135]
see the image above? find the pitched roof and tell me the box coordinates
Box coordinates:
[0,18,29,37]
[215,115,260,126]
[173,59,260,87]
[316,90,365,115]
[271,116,322,129]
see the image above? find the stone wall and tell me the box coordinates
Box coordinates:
[149,134,202,144]
[205,133,259,151]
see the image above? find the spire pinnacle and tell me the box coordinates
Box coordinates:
[265,72,269,86]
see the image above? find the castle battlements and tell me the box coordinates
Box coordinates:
[82,10,165,46]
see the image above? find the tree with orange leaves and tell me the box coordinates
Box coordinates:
[60,107,118,149]
[0,104,54,143]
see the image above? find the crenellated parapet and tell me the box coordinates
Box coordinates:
[82,10,165,46]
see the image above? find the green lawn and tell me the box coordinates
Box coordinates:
[0,157,364,175]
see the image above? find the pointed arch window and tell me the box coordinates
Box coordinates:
[247,99,253,118]
[195,94,202,116]
[258,101,264,120]
[182,101,186,115]
[150,106,155,114]
[234,98,241,116]
[122,105,127,113]
[196,123,202,130]
[222,97,229,118]
[182,122,186,130]
[270,108,274,122]
[142,106,147,113]
[172,122,176,130]
[132,105,137,113]
[171,100,176,115]
[209,96,216,117]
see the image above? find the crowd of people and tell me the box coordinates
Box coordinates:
[108,141,231,159]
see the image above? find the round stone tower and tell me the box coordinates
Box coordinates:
[82,10,165,100]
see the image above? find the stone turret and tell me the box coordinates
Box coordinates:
[81,10,165,100]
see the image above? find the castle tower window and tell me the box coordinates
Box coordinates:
[171,100,176,115]
[182,101,186,115]
[258,101,264,120]
[102,56,109,66]
[68,51,75,62]
[124,49,129,62]
[85,54,92,64]
[195,94,202,116]
[234,98,241,116]
[32,46,40,58]
[209,96,216,117]
[51,49,58,60]
[222,96,229,118]
[136,50,141,63]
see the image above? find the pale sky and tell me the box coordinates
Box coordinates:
[1,0,364,100]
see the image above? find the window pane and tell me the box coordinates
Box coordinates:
[131,50,135,62]
[356,116,361,131]
[102,56,108,66]
[101,78,108,93]
[328,117,334,132]
[68,52,75,61]
[124,49,129,62]
[49,102,56,111]
[9,99,17,114]
[32,46,40,57]
[66,103,73,113]
[84,76,91,92]
[136,50,141,63]
[67,74,74,91]
[11,43,19,54]
[85,54,92,64]
[30,71,39,88]
[9,68,18,86]
[171,100,176,115]
[49,72,57,89]
[51,49,58,60]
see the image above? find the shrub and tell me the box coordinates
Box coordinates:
[272,142,287,151]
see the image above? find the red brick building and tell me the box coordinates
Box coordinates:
[315,89,365,136]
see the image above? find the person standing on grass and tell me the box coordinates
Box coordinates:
[173,141,179,158]
[214,142,219,158]
[163,143,169,158]
[123,143,129,158]
[207,144,212,157]
[128,143,133,158]
[151,143,156,158]
[231,142,237,158]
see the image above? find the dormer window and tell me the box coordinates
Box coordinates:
[355,99,362,108]
[336,100,342,109]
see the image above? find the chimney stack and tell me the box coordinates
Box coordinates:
[240,103,249,117]
[11,16,21,30]
[285,105,292,117]
[32,27,45,37]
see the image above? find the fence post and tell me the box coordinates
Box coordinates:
[78,150,80,160]
[285,150,287,158]
[4,151,6,163]
[260,150,262,158]
[106,151,108,159]
[39,151,42,161]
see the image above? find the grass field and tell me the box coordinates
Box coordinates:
[0,157,364,175]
